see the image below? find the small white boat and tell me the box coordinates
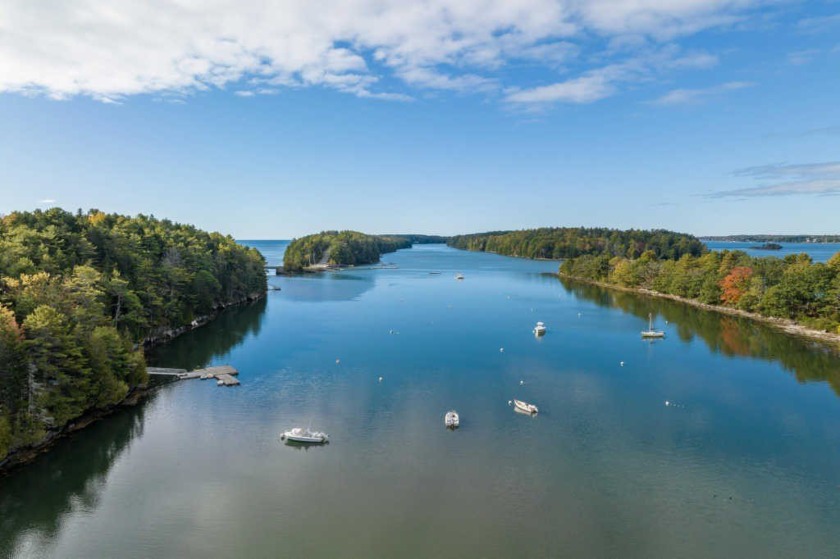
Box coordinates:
[444,410,460,428]
[513,399,538,414]
[641,313,665,338]
[533,321,547,336]
[455,273,464,280]
[280,427,329,443]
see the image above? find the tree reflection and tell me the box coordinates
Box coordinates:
[146,297,267,370]
[560,278,840,395]
[0,400,149,556]
[0,298,268,556]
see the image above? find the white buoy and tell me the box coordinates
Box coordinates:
[508,400,512,406]
[336,359,340,364]
[620,361,625,367]
[577,312,581,317]
[500,347,504,353]
[665,400,670,406]
[520,380,524,385]
[378,376,383,382]
[665,320,669,324]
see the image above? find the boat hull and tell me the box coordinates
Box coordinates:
[281,429,329,444]
[513,400,538,414]
[283,435,328,443]
[640,331,665,338]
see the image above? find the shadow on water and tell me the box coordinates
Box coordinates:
[560,278,840,396]
[0,299,269,556]
[0,398,151,557]
[277,273,375,303]
[146,298,267,370]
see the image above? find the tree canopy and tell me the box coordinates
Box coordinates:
[283,231,412,272]
[448,227,707,260]
[560,249,840,334]
[0,208,266,462]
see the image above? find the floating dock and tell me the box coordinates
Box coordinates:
[147,365,240,386]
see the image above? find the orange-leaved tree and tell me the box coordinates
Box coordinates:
[719,266,753,306]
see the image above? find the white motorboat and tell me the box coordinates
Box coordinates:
[455,273,464,280]
[533,321,547,336]
[280,427,329,443]
[513,399,538,414]
[445,410,460,428]
[641,313,665,338]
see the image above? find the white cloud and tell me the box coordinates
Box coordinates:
[710,162,840,197]
[506,46,719,106]
[653,81,753,105]
[505,71,616,104]
[0,0,765,103]
[38,199,56,205]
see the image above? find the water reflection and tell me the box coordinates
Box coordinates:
[560,278,840,395]
[0,400,149,557]
[146,297,267,370]
[275,273,375,303]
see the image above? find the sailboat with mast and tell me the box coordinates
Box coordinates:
[640,313,665,338]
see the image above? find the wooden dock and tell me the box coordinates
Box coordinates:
[147,365,240,386]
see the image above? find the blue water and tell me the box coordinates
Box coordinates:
[239,239,290,267]
[2,243,839,558]
[705,241,840,262]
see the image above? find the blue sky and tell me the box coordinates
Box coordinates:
[1,1,838,238]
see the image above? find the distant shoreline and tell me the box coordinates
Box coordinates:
[559,274,840,350]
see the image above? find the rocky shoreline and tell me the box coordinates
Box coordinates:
[0,293,265,476]
[140,291,264,347]
[559,274,840,349]
[0,384,155,475]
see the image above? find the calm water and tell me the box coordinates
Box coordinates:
[705,240,840,262]
[3,243,840,558]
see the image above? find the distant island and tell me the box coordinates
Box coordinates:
[750,242,782,250]
[448,227,707,260]
[0,208,266,470]
[703,235,840,243]
[283,231,418,272]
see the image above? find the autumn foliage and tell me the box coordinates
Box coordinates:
[720,266,754,305]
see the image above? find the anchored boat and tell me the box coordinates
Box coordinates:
[641,313,665,338]
[534,321,547,336]
[513,399,538,414]
[280,427,329,444]
[445,410,460,429]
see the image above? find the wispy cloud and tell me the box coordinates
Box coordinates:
[38,199,56,205]
[653,81,754,105]
[786,49,820,65]
[797,13,840,33]
[505,71,616,104]
[505,46,718,107]
[0,0,767,103]
[709,162,840,197]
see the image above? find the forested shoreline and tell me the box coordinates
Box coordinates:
[283,231,412,272]
[0,209,267,466]
[559,250,840,336]
[703,235,840,243]
[448,228,707,260]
